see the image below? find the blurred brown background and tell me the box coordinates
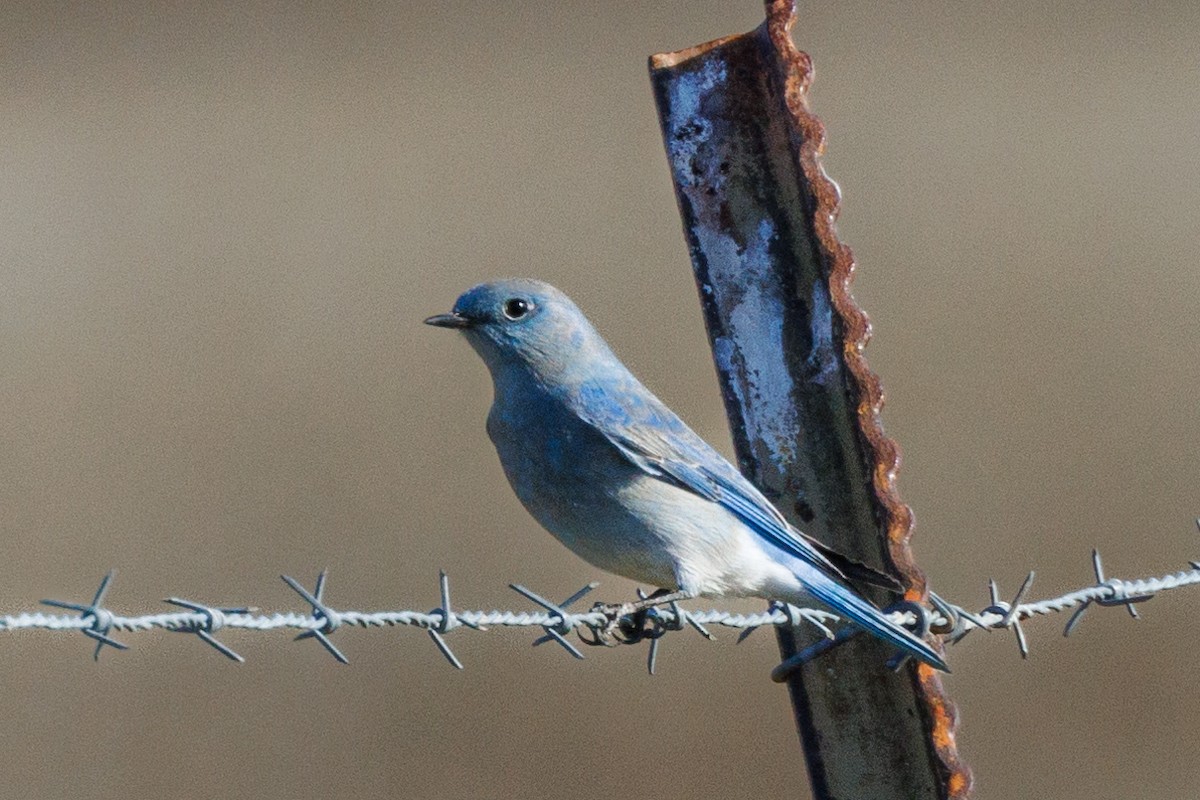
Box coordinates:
[3,2,1198,798]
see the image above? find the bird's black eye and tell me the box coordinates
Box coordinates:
[503,298,531,320]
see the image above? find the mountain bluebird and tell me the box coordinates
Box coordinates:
[426,279,947,671]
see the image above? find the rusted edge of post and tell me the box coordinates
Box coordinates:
[759,6,970,795]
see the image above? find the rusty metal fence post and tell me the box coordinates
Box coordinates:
[650,2,971,797]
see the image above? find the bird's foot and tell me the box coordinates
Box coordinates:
[578,589,697,647]
[579,601,660,646]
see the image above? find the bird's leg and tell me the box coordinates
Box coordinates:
[628,587,695,612]
[594,587,691,622]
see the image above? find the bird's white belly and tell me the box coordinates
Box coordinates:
[604,475,797,598]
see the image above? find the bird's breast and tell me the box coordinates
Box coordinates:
[486,398,622,507]
[484,395,680,587]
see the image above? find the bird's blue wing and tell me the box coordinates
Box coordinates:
[574,379,947,670]
[574,380,845,580]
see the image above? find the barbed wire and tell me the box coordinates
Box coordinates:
[8,536,1200,677]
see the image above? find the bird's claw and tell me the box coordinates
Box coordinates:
[579,601,666,647]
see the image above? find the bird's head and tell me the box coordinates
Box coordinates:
[425,279,608,382]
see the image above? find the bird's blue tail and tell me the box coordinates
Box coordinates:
[804,570,949,672]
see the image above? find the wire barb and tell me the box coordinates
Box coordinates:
[162,597,249,663]
[40,570,128,660]
[424,571,465,670]
[1063,550,1156,638]
[281,571,348,664]
[982,572,1035,659]
[510,582,595,660]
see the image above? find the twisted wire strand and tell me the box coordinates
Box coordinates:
[8,549,1199,672]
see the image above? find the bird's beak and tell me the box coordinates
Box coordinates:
[423,312,473,329]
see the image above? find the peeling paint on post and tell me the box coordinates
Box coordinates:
[650,2,971,798]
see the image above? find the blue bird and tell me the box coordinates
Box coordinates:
[426,279,947,672]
